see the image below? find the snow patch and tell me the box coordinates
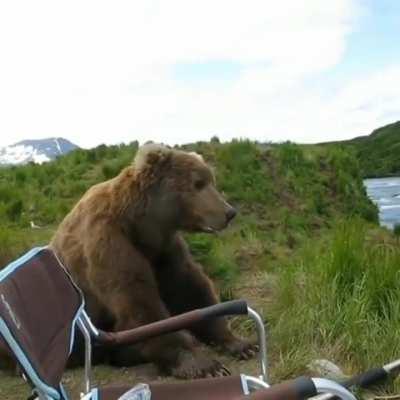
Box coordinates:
[1,143,52,165]
[54,138,62,155]
[32,152,50,164]
[0,144,35,165]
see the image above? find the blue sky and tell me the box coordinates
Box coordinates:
[332,1,399,78]
[0,0,399,147]
[174,2,400,85]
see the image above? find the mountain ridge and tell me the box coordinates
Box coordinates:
[344,120,400,177]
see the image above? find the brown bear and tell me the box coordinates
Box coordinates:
[50,144,256,379]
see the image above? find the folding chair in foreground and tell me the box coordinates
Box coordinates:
[0,247,355,400]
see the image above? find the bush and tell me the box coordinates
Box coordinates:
[394,223,400,238]
[102,161,121,179]
[0,185,19,203]
[15,169,27,184]
[278,142,309,173]
[215,140,274,204]
[6,199,23,221]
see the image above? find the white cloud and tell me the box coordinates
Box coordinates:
[0,0,397,148]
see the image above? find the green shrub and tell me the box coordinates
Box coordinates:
[215,140,274,204]
[6,199,23,221]
[394,223,400,238]
[102,162,121,179]
[15,169,27,184]
[0,185,19,203]
[278,142,309,173]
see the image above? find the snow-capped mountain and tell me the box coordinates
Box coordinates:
[0,138,79,166]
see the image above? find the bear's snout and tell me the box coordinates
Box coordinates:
[225,207,237,223]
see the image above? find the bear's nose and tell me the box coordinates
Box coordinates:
[226,207,237,223]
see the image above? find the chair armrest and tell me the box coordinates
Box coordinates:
[96,299,248,346]
[343,367,388,389]
[240,377,317,400]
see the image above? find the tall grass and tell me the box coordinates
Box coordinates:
[270,218,400,377]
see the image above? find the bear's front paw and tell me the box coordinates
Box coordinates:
[169,350,230,379]
[223,338,259,360]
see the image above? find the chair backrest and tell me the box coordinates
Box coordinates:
[0,247,84,399]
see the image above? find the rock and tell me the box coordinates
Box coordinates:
[308,359,348,381]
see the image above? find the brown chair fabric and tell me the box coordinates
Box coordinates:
[98,375,245,400]
[0,248,82,389]
[98,377,318,400]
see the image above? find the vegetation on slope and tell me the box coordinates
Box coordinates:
[0,139,387,398]
[0,140,376,273]
[346,120,400,178]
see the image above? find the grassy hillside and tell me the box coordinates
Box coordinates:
[0,141,376,272]
[346,121,400,178]
[2,140,394,398]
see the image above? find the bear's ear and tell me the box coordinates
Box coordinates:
[134,144,172,173]
[188,152,204,163]
[146,149,171,168]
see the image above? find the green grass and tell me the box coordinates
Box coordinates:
[269,218,400,380]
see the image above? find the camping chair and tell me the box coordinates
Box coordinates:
[0,247,356,400]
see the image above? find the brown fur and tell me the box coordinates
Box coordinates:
[50,144,256,378]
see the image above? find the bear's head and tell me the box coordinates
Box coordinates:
[133,144,236,233]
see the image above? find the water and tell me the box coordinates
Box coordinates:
[364,177,400,229]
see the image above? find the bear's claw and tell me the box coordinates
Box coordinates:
[170,351,230,379]
[223,338,259,360]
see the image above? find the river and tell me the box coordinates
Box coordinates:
[364,177,400,229]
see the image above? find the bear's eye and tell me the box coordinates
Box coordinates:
[194,179,206,190]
